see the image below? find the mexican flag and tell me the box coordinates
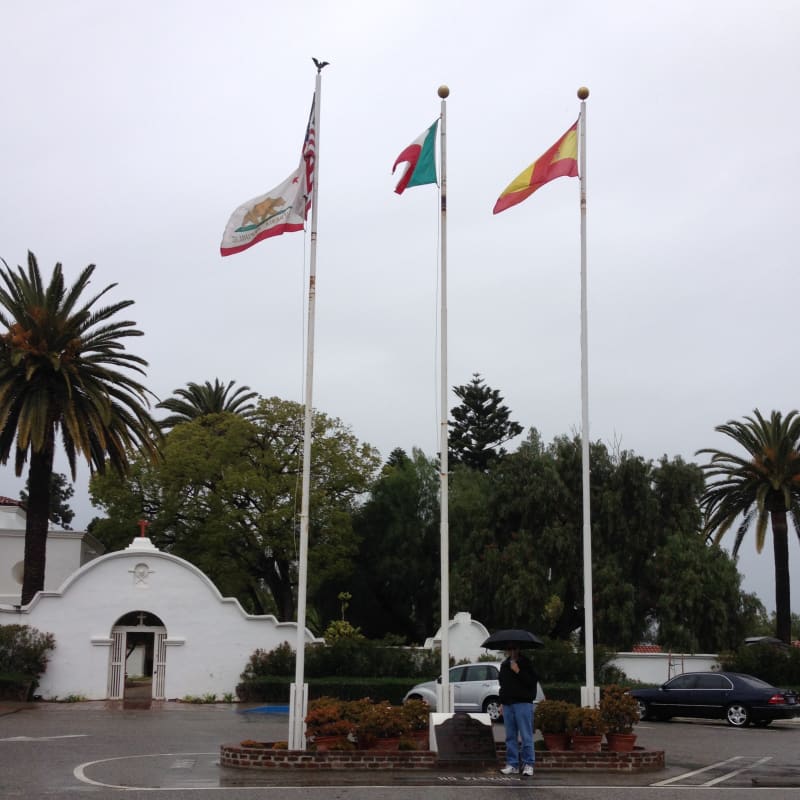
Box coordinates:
[392,119,439,194]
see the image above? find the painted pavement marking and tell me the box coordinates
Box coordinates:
[652,755,773,787]
[0,734,88,742]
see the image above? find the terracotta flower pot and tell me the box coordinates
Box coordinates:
[411,729,430,749]
[571,734,603,752]
[312,735,347,751]
[370,736,401,751]
[606,732,637,752]
[542,732,570,751]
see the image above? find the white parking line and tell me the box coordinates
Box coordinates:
[0,734,88,742]
[652,756,745,786]
[652,756,774,787]
[702,756,772,786]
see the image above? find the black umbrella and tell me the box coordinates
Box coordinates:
[481,628,544,650]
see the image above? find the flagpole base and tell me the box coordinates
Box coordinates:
[288,682,308,750]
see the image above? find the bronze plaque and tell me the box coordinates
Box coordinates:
[434,713,498,766]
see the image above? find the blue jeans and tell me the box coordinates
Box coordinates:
[503,701,534,768]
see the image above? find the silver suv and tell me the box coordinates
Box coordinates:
[402,661,544,722]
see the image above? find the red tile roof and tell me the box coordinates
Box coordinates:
[632,644,662,653]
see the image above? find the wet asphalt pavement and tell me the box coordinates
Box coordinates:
[2,699,800,799]
[1,699,513,797]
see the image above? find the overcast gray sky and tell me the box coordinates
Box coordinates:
[2,1,799,617]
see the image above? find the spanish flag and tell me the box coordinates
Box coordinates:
[493,120,579,214]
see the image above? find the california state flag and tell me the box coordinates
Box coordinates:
[220,97,316,257]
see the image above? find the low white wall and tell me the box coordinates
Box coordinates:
[610,652,720,684]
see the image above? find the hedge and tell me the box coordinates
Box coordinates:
[0,673,35,701]
[236,676,418,704]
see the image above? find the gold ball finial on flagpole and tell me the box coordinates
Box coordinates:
[577,86,590,100]
[438,85,450,98]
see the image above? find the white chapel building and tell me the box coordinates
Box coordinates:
[0,498,319,701]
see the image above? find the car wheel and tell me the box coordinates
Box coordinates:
[483,696,502,722]
[636,700,652,721]
[726,703,751,727]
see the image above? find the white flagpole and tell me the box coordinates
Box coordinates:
[436,84,452,714]
[577,86,596,708]
[288,60,327,751]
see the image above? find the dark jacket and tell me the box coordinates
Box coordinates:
[498,654,539,705]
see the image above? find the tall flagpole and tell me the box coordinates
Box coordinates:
[577,86,596,707]
[288,59,327,751]
[436,84,452,714]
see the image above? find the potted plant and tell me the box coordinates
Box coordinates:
[535,699,575,751]
[355,701,412,750]
[567,705,607,752]
[401,698,431,750]
[304,697,356,750]
[599,684,640,751]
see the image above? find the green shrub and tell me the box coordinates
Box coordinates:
[720,643,800,686]
[528,640,621,684]
[240,639,441,684]
[599,684,639,734]
[0,624,55,694]
[240,642,295,680]
[567,705,607,736]
[236,676,417,704]
[323,620,364,642]
[236,638,620,705]
[0,673,36,700]
[535,699,575,733]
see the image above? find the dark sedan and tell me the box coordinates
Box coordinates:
[629,671,800,728]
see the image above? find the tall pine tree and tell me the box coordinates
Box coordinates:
[449,373,523,471]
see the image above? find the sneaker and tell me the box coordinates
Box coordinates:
[500,765,517,775]
[522,764,534,777]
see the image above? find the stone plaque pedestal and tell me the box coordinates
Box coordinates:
[431,712,498,769]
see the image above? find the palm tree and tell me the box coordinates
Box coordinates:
[0,252,160,604]
[157,379,258,429]
[697,409,800,643]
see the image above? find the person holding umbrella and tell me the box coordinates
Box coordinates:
[487,631,540,777]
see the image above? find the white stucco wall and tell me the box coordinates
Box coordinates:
[0,530,26,603]
[0,513,104,605]
[609,652,720,684]
[424,611,495,662]
[0,536,320,700]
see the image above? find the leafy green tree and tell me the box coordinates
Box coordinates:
[449,373,522,471]
[650,532,746,651]
[449,431,749,651]
[90,397,380,619]
[697,409,800,643]
[349,448,440,641]
[157,378,257,429]
[0,252,159,604]
[20,472,75,530]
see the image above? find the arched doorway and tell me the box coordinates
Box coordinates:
[108,610,167,701]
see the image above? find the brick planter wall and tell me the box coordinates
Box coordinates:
[220,742,663,772]
[221,744,437,770]
[535,748,664,772]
